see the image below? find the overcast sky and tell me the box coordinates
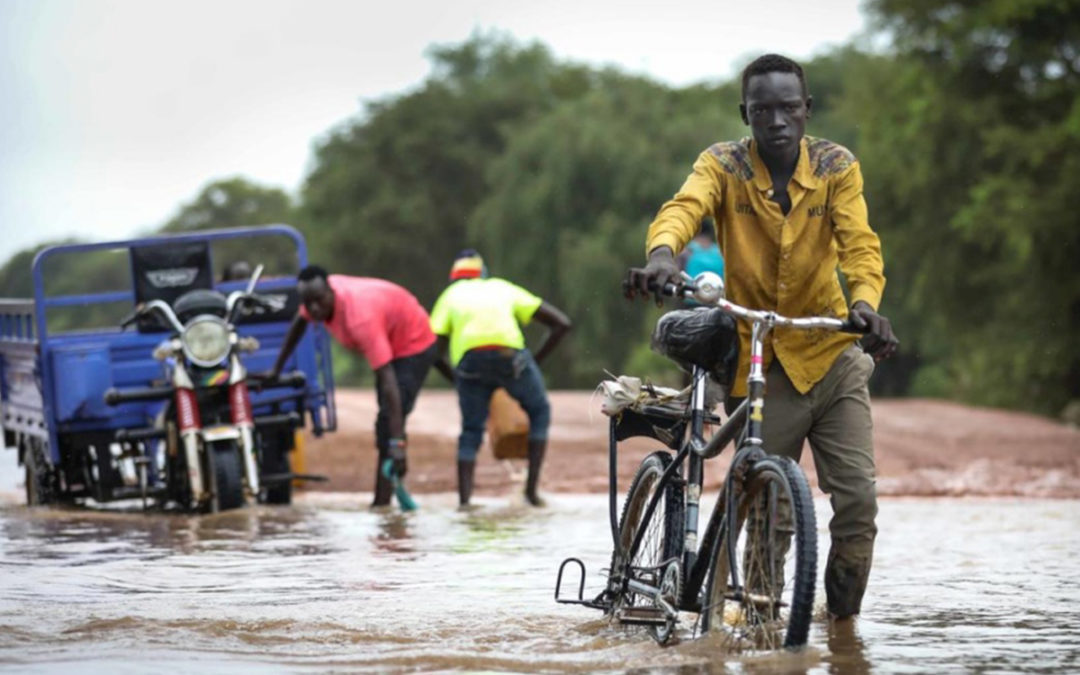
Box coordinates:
[0,0,869,264]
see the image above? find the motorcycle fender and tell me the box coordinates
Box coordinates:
[200,426,242,443]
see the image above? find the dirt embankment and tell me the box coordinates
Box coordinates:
[303,390,1080,499]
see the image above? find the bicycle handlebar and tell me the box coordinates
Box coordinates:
[646,275,868,335]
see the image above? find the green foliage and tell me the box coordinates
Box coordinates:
[298,35,596,308]
[0,241,69,298]
[841,0,1080,413]
[470,77,741,384]
[162,177,299,277]
[0,177,297,332]
[2,23,1077,415]
[161,177,293,233]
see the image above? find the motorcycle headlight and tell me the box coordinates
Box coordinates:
[181,316,231,367]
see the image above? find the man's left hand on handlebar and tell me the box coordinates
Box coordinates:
[849,301,899,361]
[624,246,681,306]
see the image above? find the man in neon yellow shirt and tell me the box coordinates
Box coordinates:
[430,250,571,507]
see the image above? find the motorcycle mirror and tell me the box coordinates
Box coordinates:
[245,264,264,295]
[119,303,146,329]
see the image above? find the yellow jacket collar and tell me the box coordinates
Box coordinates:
[750,137,821,192]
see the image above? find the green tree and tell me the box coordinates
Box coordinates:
[299,34,595,310]
[845,0,1080,413]
[0,177,295,331]
[161,177,293,233]
[162,177,298,278]
[471,77,743,385]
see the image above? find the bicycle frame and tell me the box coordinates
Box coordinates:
[605,366,750,612]
[558,271,851,626]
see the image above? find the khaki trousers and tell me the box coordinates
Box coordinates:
[748,344,878,617]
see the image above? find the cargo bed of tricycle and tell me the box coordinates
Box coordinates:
[0,225,336,506]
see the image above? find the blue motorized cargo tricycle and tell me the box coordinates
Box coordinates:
[0,225,336,511]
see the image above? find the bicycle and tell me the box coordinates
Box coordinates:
[555,271,866,650]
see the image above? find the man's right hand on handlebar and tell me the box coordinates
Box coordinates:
[624,246,681,306]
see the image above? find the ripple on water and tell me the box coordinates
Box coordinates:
[0,495,1078,672]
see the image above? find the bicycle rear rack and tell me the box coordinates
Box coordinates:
[554,558,610,611]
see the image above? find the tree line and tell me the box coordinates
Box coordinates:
[2,0,1077,417]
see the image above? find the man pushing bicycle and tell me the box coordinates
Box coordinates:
[626,54,898,621]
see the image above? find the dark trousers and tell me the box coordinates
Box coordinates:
[454,348,550,461]
[749,345,878,617]
[372,343,436,502]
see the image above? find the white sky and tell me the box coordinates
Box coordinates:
[0,0,868,264]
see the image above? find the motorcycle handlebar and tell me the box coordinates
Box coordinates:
[104,385,175,406]
[122,300,185,333]
[249,370,307,390]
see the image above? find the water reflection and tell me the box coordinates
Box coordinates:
[0,502,332,552]
[372,511,414,555]
[0,496,1077,673]
[824,618,871,675]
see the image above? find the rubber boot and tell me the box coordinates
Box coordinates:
[372,449,393,507]
[524,439,547,507]
[457,459,476,508]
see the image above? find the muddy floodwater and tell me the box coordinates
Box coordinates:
[0,492,1078,673]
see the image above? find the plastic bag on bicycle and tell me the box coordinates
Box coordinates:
[650,307,740,390]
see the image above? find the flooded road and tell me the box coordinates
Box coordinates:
[0,492,1078,673]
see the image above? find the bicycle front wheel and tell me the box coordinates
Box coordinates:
[703,454,817,650]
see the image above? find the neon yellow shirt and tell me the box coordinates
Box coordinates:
[429,278,543,366]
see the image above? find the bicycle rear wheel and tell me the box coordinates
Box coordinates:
[703,454,817,650]
[610,451,685,641]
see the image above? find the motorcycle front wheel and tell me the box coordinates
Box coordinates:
[208,441,246,512]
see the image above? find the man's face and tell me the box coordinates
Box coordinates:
[740,72,811,158]
[298,277,334,322]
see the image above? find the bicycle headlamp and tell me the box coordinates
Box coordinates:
[181,316,231,367]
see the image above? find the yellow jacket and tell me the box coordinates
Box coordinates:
[646,136,885,396]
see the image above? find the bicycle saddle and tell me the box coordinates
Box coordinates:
[651,307,739,389]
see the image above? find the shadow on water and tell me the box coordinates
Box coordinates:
[0,495,1077,672]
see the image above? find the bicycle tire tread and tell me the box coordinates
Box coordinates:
[703,453,817,649]
[750,455,817,648]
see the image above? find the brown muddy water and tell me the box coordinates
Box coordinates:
[0,489,1077,674]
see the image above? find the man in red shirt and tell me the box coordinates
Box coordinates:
[267,265,437,507]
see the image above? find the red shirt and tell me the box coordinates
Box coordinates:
[300,275,435,370]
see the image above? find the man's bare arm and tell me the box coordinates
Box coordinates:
[375,364,405,438]
[432,335,455,383]
[270,314,309,377]
[531,302,571,365]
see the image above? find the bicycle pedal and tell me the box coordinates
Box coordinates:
[617,607,670,626]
